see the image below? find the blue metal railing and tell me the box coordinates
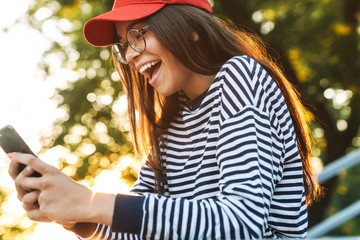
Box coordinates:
[308,148,360,238]
[317,148,360,183]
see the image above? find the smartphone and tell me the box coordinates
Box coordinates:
[0,125,41,177]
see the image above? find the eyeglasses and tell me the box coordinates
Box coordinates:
[112,25,150,65]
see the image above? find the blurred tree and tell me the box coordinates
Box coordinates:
[28,0,137,184]
[1,0,359,238]
[214,0,360,234]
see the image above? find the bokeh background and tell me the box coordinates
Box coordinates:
[0,0,359,239]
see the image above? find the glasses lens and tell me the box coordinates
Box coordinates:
[127,29,146,52]
[112,44,128,64]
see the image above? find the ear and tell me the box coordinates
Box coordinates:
[192,31,199,42]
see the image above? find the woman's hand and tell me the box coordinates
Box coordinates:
[8,153,94,224]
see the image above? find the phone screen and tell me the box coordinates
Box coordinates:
[0,125,41,177]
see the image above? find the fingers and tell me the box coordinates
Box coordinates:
[22,191,50,222]
[27,209,53,222]
[22,190,40,211]
[8,158,20,180]
[14,163,38,201]
[22,191,52,222]
[8,152,52,176]
[8,153,58,223]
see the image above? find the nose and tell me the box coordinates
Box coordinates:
[125,46,140,63]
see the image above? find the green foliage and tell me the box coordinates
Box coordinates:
[26,0,137,183]
[0,188,5,217]
[0,187,36,239]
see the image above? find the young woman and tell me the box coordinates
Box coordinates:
[8,0,321,239]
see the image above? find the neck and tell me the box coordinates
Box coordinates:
[183,74,215,100]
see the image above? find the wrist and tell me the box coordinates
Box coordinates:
[87,192,116,226]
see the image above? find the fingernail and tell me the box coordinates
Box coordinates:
[26,166,32,172]
[7,152,14,159]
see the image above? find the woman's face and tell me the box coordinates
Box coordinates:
[115,21,213,99]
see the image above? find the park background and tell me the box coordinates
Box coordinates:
[0,0,359,239]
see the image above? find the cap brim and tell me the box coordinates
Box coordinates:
[84,4,165,47]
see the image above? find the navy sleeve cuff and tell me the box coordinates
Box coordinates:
[112,194,145,234]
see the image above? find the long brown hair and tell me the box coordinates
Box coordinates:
[113,5,322,204]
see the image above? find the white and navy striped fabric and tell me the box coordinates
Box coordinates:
[77,56,308,239]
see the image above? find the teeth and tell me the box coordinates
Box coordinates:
[139,61,159,74]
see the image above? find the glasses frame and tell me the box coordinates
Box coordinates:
[112,25,150,65]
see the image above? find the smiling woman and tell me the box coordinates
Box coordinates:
[7,0,322,239]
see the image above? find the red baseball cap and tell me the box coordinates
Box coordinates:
[83,0,213,47]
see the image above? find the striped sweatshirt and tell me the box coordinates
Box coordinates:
[72,56,308,239]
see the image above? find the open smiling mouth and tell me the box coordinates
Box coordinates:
[139,61,161,82]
